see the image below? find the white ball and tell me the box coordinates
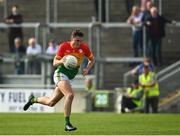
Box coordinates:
[63,55,78,70]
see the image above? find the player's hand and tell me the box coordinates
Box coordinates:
[82,68,89,76]
[62,56,67,64]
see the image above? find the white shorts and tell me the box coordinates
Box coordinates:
[53,70,72,86]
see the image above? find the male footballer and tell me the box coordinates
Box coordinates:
[23,29,95,131]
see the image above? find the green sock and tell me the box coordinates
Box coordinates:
[65,116,70,125]
[31,97,37,103]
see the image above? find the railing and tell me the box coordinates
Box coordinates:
[0,21,180,89]
[123,22,180,88]
[48,0,162,23]
[0,23,40,43]
[157,60,180,98]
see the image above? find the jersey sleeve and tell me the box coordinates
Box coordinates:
[56,43,65,59]
[83,44,94,61]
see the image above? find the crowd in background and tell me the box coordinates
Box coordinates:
[0,0,178,113]
[127,0,175,66]
[2,1,176,73]
[121,57,159,113]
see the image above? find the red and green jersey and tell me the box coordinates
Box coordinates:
[55,41,94,79]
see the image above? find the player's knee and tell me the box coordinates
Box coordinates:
[66,93,74,100]
[48,100,56,107]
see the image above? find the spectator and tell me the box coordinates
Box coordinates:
[125,0,134,15]
[94,0,106,22]
[14,37,26,74]
[121,80,144,113]
[141,0,152,11]
[146,7,175,66]
[46,40,58,55]
[131,57,155,76]
[141,1,154,57]
[26,38,42,74]
[139,65,160,113]
[127,6,143,57]
[46,40,58,84]
[4,5,23,53]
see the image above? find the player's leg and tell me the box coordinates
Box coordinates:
[36,87,64,106]
[23,87,64,111]
[57,80,77,131]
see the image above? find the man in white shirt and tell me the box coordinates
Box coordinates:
[26,38,42,55]
[26,38,42,74]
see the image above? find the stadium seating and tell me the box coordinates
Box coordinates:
[0,0,180,90]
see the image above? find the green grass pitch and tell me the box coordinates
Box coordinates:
[0,113,180,135]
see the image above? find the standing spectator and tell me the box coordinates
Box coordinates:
[94,0,106,22]
[141,0,152,11]
[46,40,58,55]
[46,40,58,84]
[127,6,143,57]
[125,0,134,15]
[130,57,155,86]
[146,7,174,66]
[14,37,26,74]
[139,65,160,113]
[131,57,155,76]
[142,1,153,57]
[5,5,23,53]
[26,38,42,74]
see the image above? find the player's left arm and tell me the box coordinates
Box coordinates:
[82,45,95,76]
[83,55,95,76]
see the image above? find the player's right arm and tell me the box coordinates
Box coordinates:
[53,43,65,67]
[53,56,64,67]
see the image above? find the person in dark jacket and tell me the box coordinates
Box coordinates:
[146,7,174,66]
[5,5,23,53]
[141,1,153,57]
[14,37,26,74]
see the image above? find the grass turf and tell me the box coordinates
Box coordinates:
[0,113,180,135]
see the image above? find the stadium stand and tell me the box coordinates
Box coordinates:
[0,0,180,113]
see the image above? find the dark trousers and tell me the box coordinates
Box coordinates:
[28,58,41,74]
[144,96,159,113]
[15,61,25,74]
[121,95,137,113]
[125,0,134,15]
[94,0,106,22]
[150,38,162,66]
[133,30,143,57]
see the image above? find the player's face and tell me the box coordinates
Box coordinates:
[71,36,82,48]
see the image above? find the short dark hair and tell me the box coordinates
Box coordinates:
[12,5,19,9]
[71,29,84,38]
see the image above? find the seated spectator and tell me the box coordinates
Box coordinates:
[121,80,144,113]
[14,37,26,74]
[26,38,42,74]
[127,6,143,57]
[46,40,58,55]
